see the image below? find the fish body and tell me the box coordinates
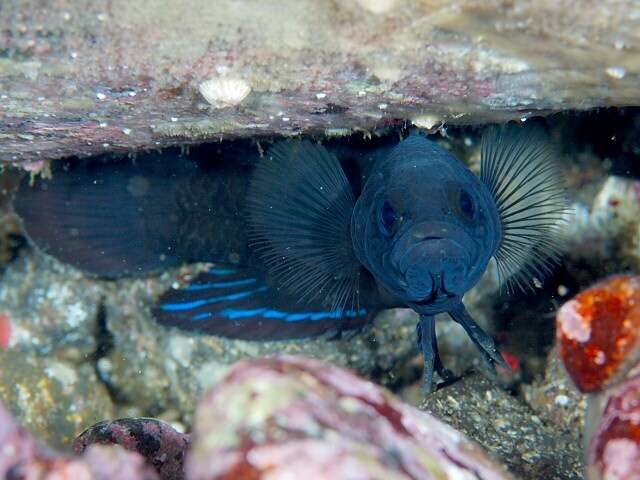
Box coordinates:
[13,125,567,390]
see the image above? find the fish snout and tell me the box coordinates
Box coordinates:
[398,236,471,300]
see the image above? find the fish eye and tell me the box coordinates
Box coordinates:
[378,200,398,236]
[459,189,475,218]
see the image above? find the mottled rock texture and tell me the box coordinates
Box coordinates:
[187,355,513,480]
[1,0,639,164]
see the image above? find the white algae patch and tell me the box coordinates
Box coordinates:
[198,78,251,108]
[558,300,591,343]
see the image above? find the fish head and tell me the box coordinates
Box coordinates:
[352,135,502,311]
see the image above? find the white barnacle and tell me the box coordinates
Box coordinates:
[198,78,251,108]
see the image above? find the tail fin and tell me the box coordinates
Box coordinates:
[13,156,185,277]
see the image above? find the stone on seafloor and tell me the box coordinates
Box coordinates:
[556,275,640,393]
[0,399,159,480]
[74,418,190,480]
[0,349,115,449]
[586,374,640,480]
[187,356,513,480]
[0,251,103,361]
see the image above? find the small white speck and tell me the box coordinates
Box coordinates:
[614,39,625,50]
[62,12,71,21]
[103,143,110,148]
[122,128,131,135]
[554,395,570,407]
[277,111,284,117]
[37,96,45,102]
[557,285,569,296]
[99,122,107,128]
[533,277,543,288]
[1,94,7,99]
[520,116,528,122]
[268,115,275,120]
[96,92,107,100]
[282,117,290,122]
[358,91,366,97]
[594,350,606,365]
[97,13,107,22]
[315,92,327,99]
[606,66,626,79]
[378,103,388,110]
[464,137,473,147]
[170,117,178,122]
[128,91,137,97]
[70,51,78,59]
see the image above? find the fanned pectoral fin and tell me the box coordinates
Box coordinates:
[246,140,361,314]
[480,122,570,291]
[154,265,372,340]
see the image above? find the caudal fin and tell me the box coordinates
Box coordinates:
[13,156,185,277]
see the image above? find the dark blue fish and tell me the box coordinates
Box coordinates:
[13,124,567,391]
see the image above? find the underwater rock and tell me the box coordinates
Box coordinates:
[422,372,584,479]
[564,176,640,279]
[74,418,190,480]
[0,250,103,361]
[586,374,640,480]
[2,1,639,164]
[522,343,587,444]
[0,348,115,449]
[0,399,158,480]
[556,276,640,480]
[187,355,513,480]
[556,275,640,393]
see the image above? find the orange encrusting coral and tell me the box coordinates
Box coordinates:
[556,275,640,393]
[587,374,640,479]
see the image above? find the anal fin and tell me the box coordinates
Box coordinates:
[154,265,373,340]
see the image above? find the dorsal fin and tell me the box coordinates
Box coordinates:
[480,123,569,291]
[246,141,361,313]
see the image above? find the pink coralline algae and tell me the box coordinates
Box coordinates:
[187,355,513,480]
[556,275,640,480]
[0,400,159,480]
[74,418,190,480]
[0,314,11,350]
[587,374,640,480]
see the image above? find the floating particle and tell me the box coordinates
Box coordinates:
[556,275,640,393]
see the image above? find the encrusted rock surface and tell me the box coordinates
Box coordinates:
[421,373,584,479]
[0,399,159,480]
[0,348,114,449]
[2,0,639,164]
[187,355,513,480]
[74,418,190,480]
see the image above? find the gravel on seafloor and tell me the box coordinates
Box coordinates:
[422,373,584,480]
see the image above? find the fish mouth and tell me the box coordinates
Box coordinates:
[417,272,457,303]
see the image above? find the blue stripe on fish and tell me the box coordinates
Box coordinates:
[160,286,269,311]
[183,278,257,291]
[208,267,237,275]
[192,307,368,322]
